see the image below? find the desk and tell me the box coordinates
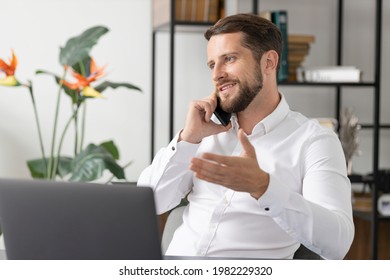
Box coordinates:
[0,250,260,260]
[0,248,269,260]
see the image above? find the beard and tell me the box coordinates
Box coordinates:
[218,63,263,113]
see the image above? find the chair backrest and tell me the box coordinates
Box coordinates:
[161,206,185,254]
[293,244,323,260]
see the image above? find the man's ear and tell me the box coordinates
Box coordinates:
[262,50,279,74]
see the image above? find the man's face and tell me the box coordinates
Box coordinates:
[207,32,263,113]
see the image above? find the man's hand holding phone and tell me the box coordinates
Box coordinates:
[179,94,231,144]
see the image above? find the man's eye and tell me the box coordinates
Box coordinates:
[225,56,235,63]
[208,63,215,70]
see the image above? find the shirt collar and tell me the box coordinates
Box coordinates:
[231,92,290,135]
[260,92,290,134]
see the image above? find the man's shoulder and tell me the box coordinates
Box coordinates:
[287,111,338,138]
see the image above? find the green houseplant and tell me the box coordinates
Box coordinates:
[0,26,141,182]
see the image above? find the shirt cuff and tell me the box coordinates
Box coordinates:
[169,131,200,164]
[257,173,291,217]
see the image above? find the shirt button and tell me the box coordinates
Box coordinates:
[171,146,175,151]
[264,207,270,211]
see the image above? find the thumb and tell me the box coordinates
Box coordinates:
[238,129,256,159]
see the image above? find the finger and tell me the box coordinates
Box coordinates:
[203,95,217,122]
[238,129,256,159]
[191,157,251,190]
[192,101,211,123]
[190,157,227,180]
[200,152,238,166]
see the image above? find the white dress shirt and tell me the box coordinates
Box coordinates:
[138,94,354,259]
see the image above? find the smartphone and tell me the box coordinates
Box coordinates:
[214,99,231,126]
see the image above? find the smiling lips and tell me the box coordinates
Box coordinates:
[218,82,237,94]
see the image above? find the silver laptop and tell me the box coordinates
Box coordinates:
[0,178,162,260]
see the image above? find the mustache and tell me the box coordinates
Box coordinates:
[216,78,240,87]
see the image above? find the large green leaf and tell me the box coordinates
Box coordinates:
[27,158,48,179]
[100,140,120,160]
[27,156,73,179]
[94,81,142,93]
[104,159,126,180]
[57,157,73,177]
[69,144,125,182]
[71,56,91,76]
[59,26,109,67]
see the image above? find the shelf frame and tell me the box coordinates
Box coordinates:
[150,0,384,260]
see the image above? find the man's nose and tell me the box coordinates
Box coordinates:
[212,64,227,82]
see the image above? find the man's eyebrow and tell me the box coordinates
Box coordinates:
[207,60,214,67]
[207,51,240,67]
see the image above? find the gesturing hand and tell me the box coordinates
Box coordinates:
[190,129,269,199]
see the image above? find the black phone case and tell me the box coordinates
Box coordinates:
[214,102,231,126]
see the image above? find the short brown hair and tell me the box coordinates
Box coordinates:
[204,13,282,71]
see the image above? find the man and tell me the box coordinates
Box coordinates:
[138,13,354,259]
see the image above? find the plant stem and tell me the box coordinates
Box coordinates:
[73,103,79,156]
[80,102,87,154]
[47,69,67,180]
[53,109,78,176]
[78,61,87,154]
[25,81,47,171]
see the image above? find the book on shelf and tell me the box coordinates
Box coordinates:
[271,10,289,82]
[153,0,220,27]
[259,12,316,82]
[287,34,315,81]
[182,0,220,22]
[179,0,205,21]
[185,0,193,21]
[288,52,308,64]
[200,0,209,21]
[298,66,362,83]
[288,34,315,44]
[207,0,220,22]
[174,0,183,20]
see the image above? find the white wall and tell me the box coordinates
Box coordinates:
[1,0,389,183]
[0,0,152,182]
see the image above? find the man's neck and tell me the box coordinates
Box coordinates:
[237,90,281,135]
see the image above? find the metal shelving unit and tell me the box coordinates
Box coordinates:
[257,0,385,260]
[151,0,385,259]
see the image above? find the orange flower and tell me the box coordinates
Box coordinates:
[62,58,106,98]
[0,50,20,86]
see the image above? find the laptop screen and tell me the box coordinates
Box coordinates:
[0,178,162,260]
